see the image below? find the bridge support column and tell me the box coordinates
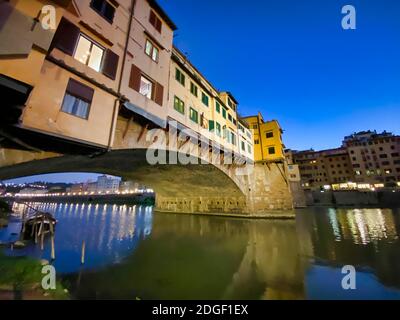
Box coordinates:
[245,162,294,213]
[155,195,248,215]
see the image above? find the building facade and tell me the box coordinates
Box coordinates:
[168,47,254,162]
[291,131,400,191]
[343,131,400,187]
[241,113,285,162]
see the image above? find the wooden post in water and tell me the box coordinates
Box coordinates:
[81,241,86,265]
[50,235,55,261]
[40,220,45,251]
[49,221,55,261]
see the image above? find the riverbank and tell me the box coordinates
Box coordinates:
[154,209,296,220]
[1,194,155,206]
[0,252,69,300]
[305,190,400,207]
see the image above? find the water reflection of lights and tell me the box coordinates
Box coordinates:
[328,208,342,241]
[343,209,398,245]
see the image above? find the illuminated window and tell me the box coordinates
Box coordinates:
[139,76,153,99]
[74,35,104,72]
[174,96,185,114]
[189,107,198,123]
[145,39,159,62]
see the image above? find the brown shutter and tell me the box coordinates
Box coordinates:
[102,49,119,80]
[154,82,164,106]
[156,18,162,33]
[149,11,156,27]
[66,79,94,102]
[51,17,80,56]
[129,64,142,92]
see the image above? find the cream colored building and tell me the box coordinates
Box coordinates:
[168,47,253,161]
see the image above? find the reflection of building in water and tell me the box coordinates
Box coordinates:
[223,221,308,300]
[298,207,400,289]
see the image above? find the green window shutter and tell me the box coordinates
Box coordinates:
[209,120,215,131]
[216,122,221,136]
[216,102,220,113]
[202,93,209,106]
[222,108,227,119]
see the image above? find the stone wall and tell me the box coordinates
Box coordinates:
[307,190,400,207]
[246,162,294,213]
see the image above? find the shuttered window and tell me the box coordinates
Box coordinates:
[61,79,94,119]
[129,64,164,106]
[201,92,209,107]
[149,10,162,33]
[51,17,80,56]
[102,49,119,80]
[52,18,119,80]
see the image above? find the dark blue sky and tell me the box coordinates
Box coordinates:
[160,0,400,151]
[5,0,400,184]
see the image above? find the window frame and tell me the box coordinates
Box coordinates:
[190,82,198,97]
[201,92,209,107]
[60,79,94,120]
[90,0,116,24]
[174,96,185,115]
[266,131,274,138]
[145,39,159,63]
[175,68,185,86]
[139,75,154,99]
[189,107,199,123]
[73,33,105,72]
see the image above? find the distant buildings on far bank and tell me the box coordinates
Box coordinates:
[287,130,400,191]
[66,175,153,195]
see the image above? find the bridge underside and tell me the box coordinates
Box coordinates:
[0,148,249,214]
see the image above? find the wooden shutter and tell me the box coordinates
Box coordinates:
[66,78,94,102]
[51,17,80,56]
[129,64,142,92]
[102,49,119,80]
[153,82,164,106]
[155,18,162,33]
[149,11,156,28]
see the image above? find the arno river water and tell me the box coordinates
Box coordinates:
[1,202,400,300]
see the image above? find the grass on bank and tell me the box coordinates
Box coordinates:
[0,251,69,300]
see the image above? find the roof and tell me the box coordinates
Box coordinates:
[147,0,178,31]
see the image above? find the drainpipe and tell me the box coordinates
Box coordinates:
[106,0,136,150]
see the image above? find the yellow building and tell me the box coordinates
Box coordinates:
[241,113,285,162]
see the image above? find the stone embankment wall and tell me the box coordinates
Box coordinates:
[306,190,400,207]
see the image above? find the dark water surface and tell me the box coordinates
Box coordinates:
[2,202,400,300]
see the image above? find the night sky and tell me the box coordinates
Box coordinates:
[5,0,400,183]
